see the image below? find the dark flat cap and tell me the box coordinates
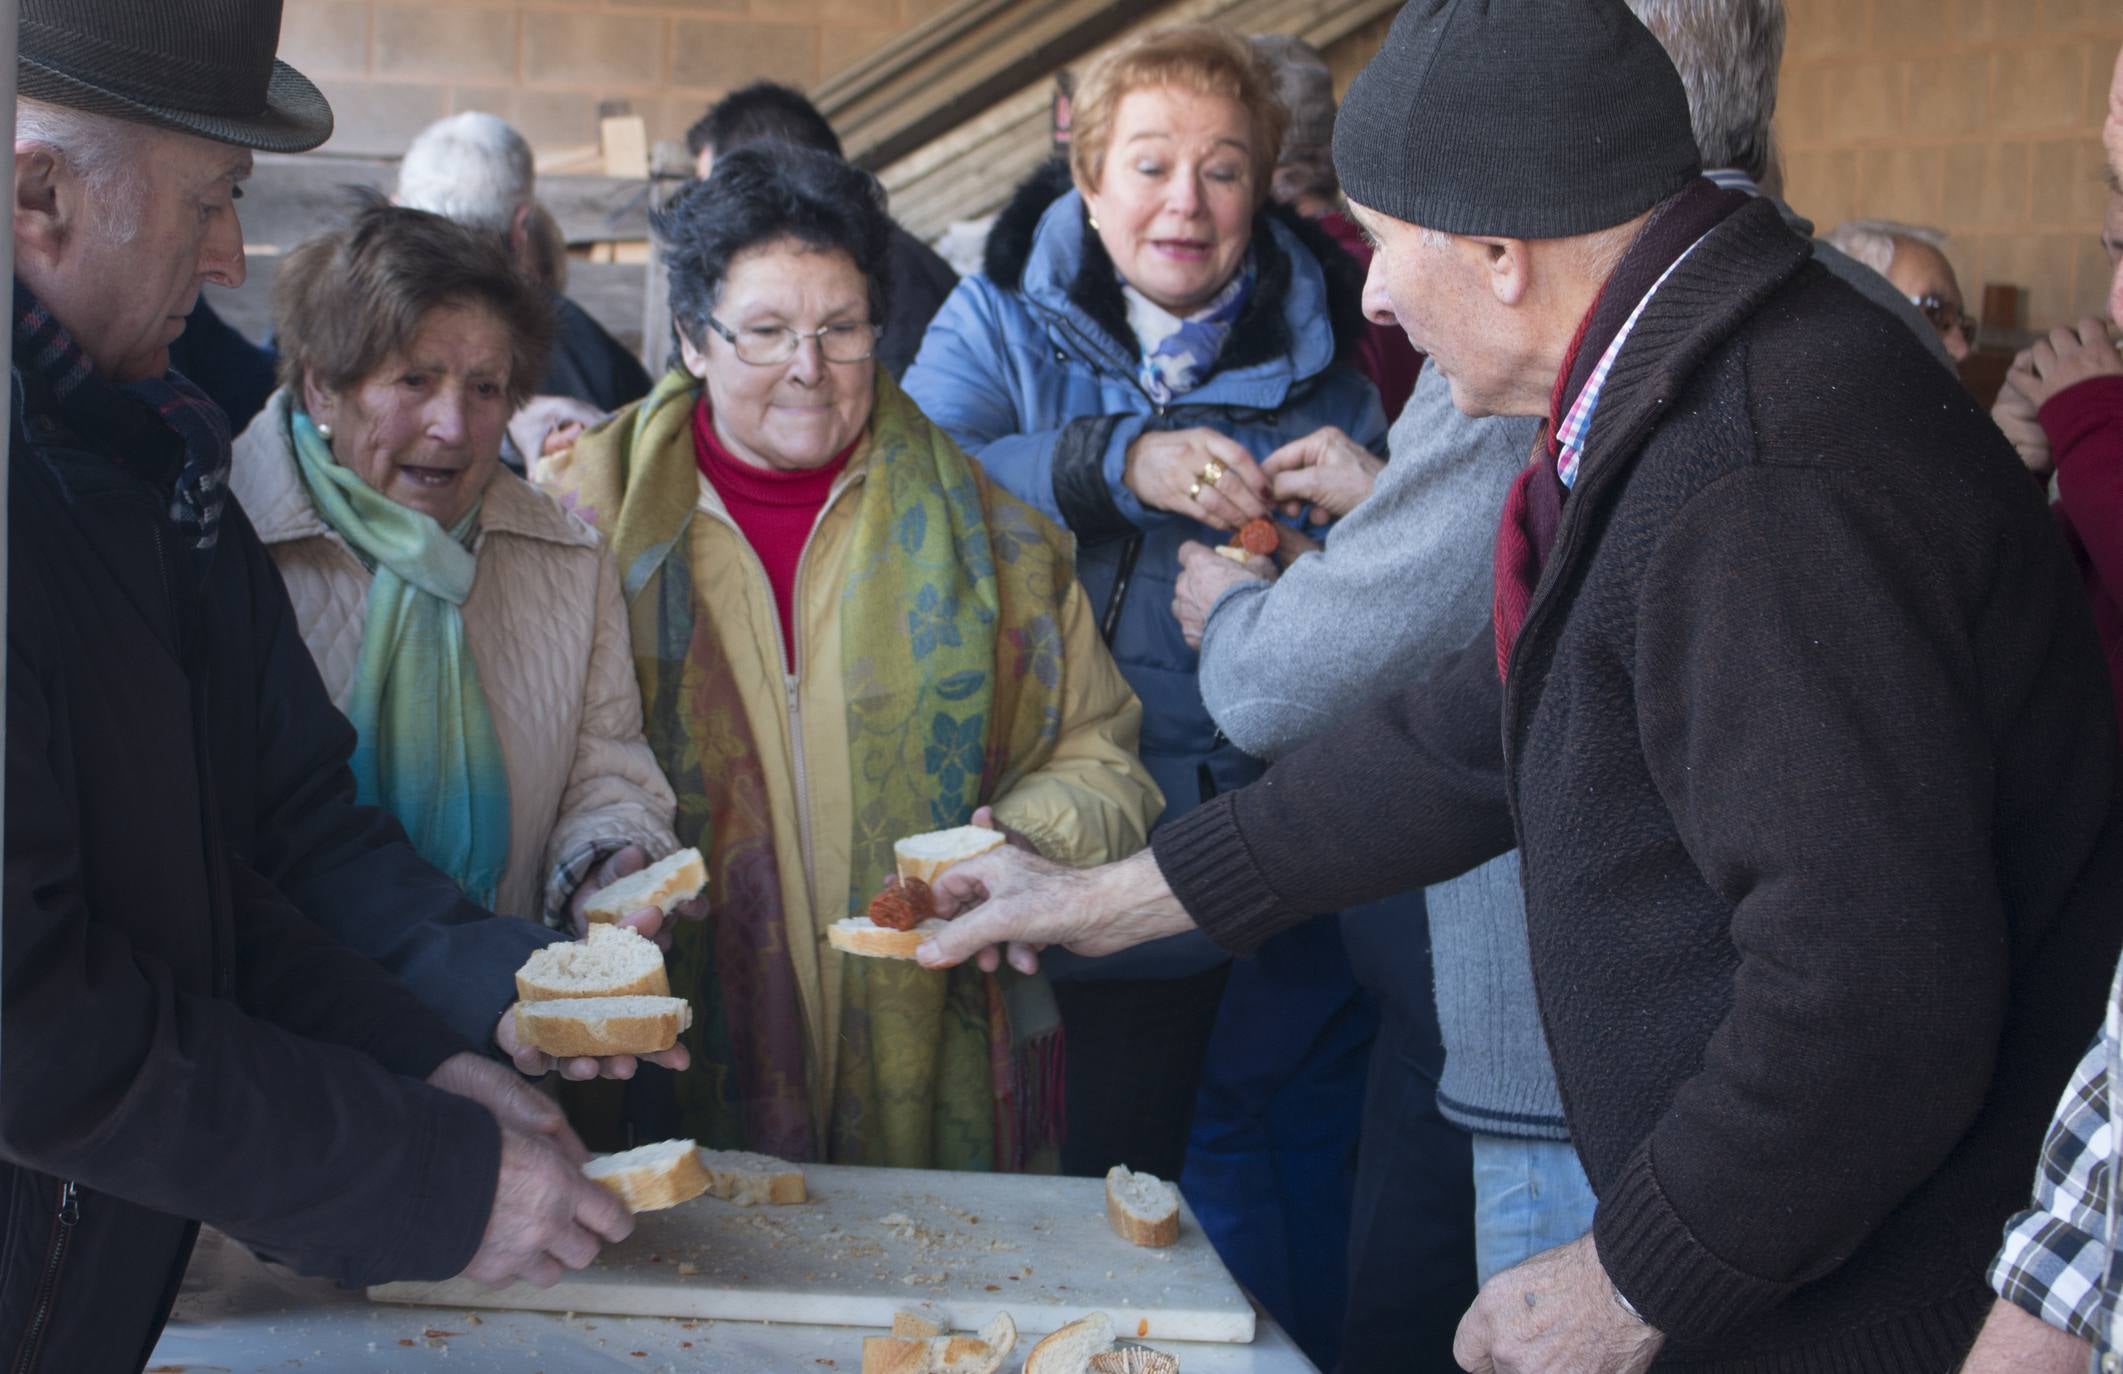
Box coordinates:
[1333,0,1699,239]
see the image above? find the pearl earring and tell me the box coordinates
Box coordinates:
[316,422,333,440]
[1087,212,1100,231]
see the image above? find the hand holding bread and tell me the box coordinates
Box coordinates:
[460,1124,634,1290]
[832,819,1033,963]
[918,848,1196,975]
[570,845,710,944]
[501,923,693,1079]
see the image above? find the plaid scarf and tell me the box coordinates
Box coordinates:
[13,279,231,569]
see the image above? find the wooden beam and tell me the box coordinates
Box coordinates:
[813,0,1171,173]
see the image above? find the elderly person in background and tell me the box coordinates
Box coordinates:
[917,0,2123,1367]
[396,112,653,438]
[537,146,1159,1170]
[685,83,960,381]
[1625,0,1950,366]
[230,200,696,1078]
[905,24,1386,1202]
[1824,217,1976,362]
[3,1,640,1365]
[1250,34,1420,422]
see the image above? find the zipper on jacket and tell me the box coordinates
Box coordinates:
[11,1181,80,1374]
[693,471,859,922]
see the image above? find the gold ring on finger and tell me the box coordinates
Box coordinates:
[1199,460,1226,486]
[1187,480,1203,499]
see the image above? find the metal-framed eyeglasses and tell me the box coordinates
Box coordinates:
[702,315,883,366]
[1910,293,1977,346]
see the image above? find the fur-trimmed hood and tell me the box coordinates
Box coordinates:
[980,158,1371,377]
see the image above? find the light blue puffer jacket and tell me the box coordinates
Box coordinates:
[904,168,1385,976]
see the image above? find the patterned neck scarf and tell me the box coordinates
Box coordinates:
[13,278,231,571]
[1129,261,1255,404]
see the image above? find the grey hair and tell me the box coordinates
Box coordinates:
[1624,0,1785,181]
[13,98,152,243]
[1251,34,1339,204]
[395,111,534,237]
[1822,218,1949,276]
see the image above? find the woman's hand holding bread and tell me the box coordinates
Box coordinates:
[918,849,1195,975]
[569,845,711,947]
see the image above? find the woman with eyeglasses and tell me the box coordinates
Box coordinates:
[538,145,1161,1170]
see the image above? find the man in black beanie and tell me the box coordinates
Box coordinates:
[911,2,2123,1370]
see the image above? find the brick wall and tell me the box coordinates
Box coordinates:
[279,0,955,158]
[1779,0,2122,332]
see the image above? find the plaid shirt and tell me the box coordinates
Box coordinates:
[1990,956,2123,1362]
[1555,237,1709,488]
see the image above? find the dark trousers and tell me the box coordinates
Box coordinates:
[1051,963,1230,1180]
[1338,1000,1478,1373]
[1182,917,1376,1371]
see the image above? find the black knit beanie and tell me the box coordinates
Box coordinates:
[1332,0,1701,239]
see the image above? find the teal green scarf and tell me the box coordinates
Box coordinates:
[290,409,512,907]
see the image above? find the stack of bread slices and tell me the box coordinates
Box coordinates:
[513,921,690,1057]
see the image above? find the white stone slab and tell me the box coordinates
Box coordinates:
[370,1162,1256,1344]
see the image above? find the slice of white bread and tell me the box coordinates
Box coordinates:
[515,995,691,1057]
[862,1337,933,1374]
[580,847,707,924]
[582,1138,709,1212]
[1088,1348,1179,1374]
[893,826,1007,885]
[1022,1313,1117,1374]
[515,923,669,1002]
[697,1148,806,1205]
[892,1310,944,1339]
[826,915,951,961]
[862,1314,1016,1374]
[1104,1166,1180,1248]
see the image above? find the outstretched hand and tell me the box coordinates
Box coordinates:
[917,850,1196,974]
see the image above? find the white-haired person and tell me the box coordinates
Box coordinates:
[396,111,653,444]
[1824,217,1977,362]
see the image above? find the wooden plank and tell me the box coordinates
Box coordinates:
[238,153,653,253]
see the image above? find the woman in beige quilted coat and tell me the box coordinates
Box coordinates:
[230,201,687,947]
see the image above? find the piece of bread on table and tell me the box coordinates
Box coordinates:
[515,995,691,1057]
[580,846,707,924]
[1022,1312,1117,1374]
[827,915,951,961]
[1088,1348,1179,1374]
[515,922,668,1002]
[893,826,1007,885]
[864,1314,1016,1374]
[1104,1165,1180,1247]
[893,1310,944,1339]
[582,1138,709,1212]
[698,1148,806,1205]
[863,1337,933,1374]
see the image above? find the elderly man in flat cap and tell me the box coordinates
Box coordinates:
[0,2,645,1366]
[916,2,2123,1370]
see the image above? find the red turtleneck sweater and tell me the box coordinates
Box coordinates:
[692,400,855,669]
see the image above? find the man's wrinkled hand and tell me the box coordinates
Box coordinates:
[495,1001,689,1085]
[429,1050,591,1165]
[1453,1234,1663,1374]
[1262,425,1383,520]
[460,1124,632,1290]
[1172,540,1274,649]
[917,850,1194,975]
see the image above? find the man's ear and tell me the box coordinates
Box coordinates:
[1480,237,1532,308]
[14,145,70,272]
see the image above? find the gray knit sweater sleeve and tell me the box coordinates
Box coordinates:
[1197,368,1536,758]
[1194,368,1572,1139]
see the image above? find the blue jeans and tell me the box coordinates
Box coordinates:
[1470,1135,1598,1282]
